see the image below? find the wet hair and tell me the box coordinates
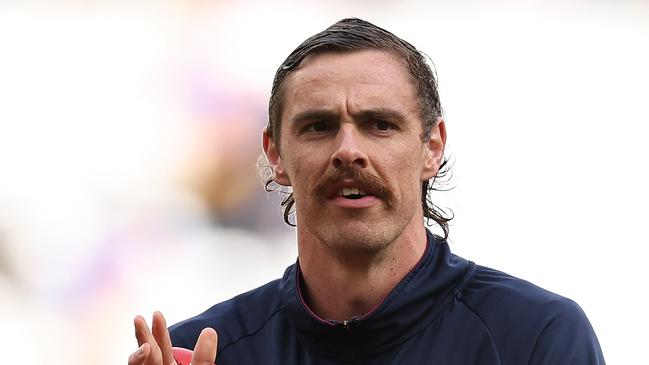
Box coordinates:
[260,17,453,239]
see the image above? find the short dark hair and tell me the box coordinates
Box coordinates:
[262,17,452,238]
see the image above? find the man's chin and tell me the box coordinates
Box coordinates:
[314,221,396,253]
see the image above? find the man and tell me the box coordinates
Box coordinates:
[129,18,604,364]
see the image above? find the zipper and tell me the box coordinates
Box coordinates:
[335,317,361,330]
[341,320,351,330]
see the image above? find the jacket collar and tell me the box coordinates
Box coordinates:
[279,229,472,362]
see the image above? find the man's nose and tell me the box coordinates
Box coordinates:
[330,124,368,169]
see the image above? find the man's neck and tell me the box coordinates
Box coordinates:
[296,220,427,321]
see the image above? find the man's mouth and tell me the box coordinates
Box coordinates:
[337,187,368,200]
[314,167,394,209]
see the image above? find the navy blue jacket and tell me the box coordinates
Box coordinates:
[170,231,605,364]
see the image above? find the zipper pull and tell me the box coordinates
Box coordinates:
[333,317,360,330]
[341,320,351,330]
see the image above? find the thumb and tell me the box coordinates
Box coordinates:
[191,328,218,365]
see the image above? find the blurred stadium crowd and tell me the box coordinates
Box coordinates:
[1,1,648,363]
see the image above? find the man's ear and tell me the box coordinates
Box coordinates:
[262,128,291,186]
[421,118,447,181]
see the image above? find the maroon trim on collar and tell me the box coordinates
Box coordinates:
[359,236,430,320]
[295,263,336,326]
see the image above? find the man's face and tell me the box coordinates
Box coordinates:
[264,49,445,251]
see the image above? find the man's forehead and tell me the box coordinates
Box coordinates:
[273,50,424,138]
[290,49,411,82]
[269,48,423,138]
[281,49,417,107]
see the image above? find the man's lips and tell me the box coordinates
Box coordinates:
[329,194,381,209]
[313,167,395,209]
[324,180,379,200]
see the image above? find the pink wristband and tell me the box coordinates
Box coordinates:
[171,347,194,365]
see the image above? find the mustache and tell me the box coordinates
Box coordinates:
[313,167,395,208]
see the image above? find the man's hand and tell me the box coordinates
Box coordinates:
[128,311,218,365]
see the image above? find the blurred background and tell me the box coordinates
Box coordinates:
[0,0,647,363]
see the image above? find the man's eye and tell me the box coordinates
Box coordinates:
[376,120,393,131]
[305,121,329,132]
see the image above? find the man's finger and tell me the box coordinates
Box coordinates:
[133,315,163,365]
[128,343,151,365]
[152,311,175,365]
[191,328,218,365]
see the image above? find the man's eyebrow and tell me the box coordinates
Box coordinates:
[290,110,339,125]
[290,108,407,125]
[353,108,407,122]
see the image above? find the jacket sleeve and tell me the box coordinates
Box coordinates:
[528,299,605,364]
[169,321,201,350]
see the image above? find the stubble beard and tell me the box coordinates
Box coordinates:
[298,202,421,263]
[297,167,415,256]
